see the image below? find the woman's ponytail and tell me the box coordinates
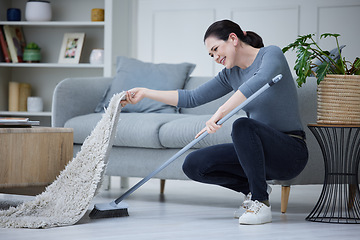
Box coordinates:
[204,20,264,48]
[241,31,264,48]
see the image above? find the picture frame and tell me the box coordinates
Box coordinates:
[58,33,85,64]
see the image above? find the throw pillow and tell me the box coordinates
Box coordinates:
[95,56,196,113]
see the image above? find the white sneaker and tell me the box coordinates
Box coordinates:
[233,185,272,219]
[238,200,272,225]
[234,192,252,218]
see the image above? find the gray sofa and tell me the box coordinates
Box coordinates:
[52,75,323,213]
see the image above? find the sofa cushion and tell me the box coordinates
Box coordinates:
[64,113,102,144]
[95,56,196,113]
[65,112,187,149]
[159,114,246,149]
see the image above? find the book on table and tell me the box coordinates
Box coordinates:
[0,117,29,122]
[0,117,40,127]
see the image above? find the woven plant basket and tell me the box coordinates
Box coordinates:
[317,75,360,124]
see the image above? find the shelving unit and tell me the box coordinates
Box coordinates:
[0,63,104,68]
[0,0,131,126]
[0,21,105,27]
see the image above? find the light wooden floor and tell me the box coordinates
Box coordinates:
[1,178,359,240]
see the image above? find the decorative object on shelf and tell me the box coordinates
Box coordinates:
[27,96,43,112]
[8,82,20,112]
[91,8,104,21]
[283,33,360,124]
[19,83,32,111]
[25,0,52,21]
[8,82,32,112]
[7,8,21,21]
[89,48,104,64]
[58,33,85,64]
[23,42,41,63]
[3,25,26,63]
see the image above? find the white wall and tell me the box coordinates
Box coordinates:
[136,0,360,77]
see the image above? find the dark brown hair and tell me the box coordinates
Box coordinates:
[204,19,264,48]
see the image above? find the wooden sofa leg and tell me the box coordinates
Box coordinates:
[160,179,166,194]
[281,185,291,213]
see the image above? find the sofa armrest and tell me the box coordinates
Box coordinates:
[52,77,113,127]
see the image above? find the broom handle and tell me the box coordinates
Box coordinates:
[114,74,282,205]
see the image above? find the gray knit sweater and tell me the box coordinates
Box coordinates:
[177,45,303,132]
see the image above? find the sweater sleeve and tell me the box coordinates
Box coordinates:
[177,73,233,108]
[239,46,285,98]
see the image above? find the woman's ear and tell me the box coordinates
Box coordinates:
[228,33,239,46]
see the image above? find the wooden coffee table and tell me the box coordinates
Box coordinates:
[0,127,73,190]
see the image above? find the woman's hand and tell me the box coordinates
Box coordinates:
[194,90,247,139]
[120,88,179,108]
[120,88,146,107]
[195,111,223,138]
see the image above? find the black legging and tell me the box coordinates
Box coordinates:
[182,118,308,201]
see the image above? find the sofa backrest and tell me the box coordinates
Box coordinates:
[180,76,239,115]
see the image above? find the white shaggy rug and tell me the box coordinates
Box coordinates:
[0,92,126,228]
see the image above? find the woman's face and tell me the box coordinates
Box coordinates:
[205,35,237,69]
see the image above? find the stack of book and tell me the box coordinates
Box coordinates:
[0,25,26,63]
[0,117,39,128]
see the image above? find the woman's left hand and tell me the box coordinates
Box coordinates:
[195,111,223,138]
[194,90,247,139]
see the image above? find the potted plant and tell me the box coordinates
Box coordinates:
[23,42,41,63]
[282,33,360,124]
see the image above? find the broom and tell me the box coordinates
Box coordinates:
[89,74,283,219]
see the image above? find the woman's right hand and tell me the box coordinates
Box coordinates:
[120,88,146,107]
[120,88,179,108]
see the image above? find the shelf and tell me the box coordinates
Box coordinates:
[0,63,104,68]
[0,111,52,117]
[0,21,105,27]
[0,0,119,120]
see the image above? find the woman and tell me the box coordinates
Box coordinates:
[121,20,308,225]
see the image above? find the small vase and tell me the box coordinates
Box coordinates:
[25,1,52,21]
[91,8,104,21]
[23,49,41,63]
[27,96,43,112]
[89,49,104,64]
[7,8,21,21]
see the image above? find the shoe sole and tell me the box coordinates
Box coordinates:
[239,219,272,225]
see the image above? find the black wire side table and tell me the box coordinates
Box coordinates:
[306,124,360,223]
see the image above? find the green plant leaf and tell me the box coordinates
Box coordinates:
[293,45,313,87]
[351,57,360,75]
[25,42,40,49]
[315,62,330,84]
[321,33,341,39]
[284,32,358,86]
[282,34,314,53]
